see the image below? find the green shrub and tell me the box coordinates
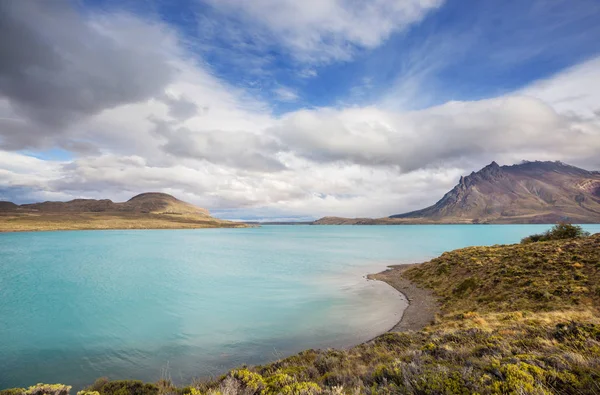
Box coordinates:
[278,381,321,395]
[92,380,158,395]
[453,278,478,295]
[27,385,71,395]
[521,223,589,244]
[0,385,73,395]
[229,369,265,393]
[86,378,109,393]
[0,389,26,395]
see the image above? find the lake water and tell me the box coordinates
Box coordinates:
[1,224,600,389]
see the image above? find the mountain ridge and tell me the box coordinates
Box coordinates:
[314,160,600,224]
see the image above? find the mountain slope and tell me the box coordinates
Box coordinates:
[124,192,210,215]
[0,192,244,231]
[391,161,600,223]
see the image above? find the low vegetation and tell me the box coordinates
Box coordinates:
[0,193,247,231]
[3,231,599,394]
[521,222,590,244]
[0,212,246,232]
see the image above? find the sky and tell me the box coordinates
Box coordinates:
[1,0,600,221]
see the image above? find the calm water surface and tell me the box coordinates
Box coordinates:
[1,224,599,388]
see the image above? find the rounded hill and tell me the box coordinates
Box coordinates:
[124,192,210,216]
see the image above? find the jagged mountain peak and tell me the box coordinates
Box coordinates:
[459,161,504,188]
[390,160,600,223]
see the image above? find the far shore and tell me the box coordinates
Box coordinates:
[0,212,249,232]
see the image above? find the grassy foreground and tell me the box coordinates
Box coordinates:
[3,233,600,394]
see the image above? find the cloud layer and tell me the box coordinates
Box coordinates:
[0,1,179,149]
[202,0,444,63]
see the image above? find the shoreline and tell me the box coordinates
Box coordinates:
[0,221,251,233]
[0,224,251,233]
[368,263,440,332]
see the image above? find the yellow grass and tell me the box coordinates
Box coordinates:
[0,212,247,232]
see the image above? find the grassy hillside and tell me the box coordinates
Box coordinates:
[0,193,246,231]
[403,231,600,315]
[3,233,600,394]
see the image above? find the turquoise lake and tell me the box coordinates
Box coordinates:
[2,224,600,389]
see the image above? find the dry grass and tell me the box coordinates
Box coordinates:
[403,233,600,315]
[0,212,247,232]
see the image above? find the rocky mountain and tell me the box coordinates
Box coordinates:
[315,161,600,224]
[393,160,600,223]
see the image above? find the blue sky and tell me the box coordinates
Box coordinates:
[80,0,600,112]
[1,0,600,220]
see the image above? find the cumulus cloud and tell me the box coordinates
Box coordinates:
[520,56,600,119]
[273,93,600,172]
[202,0,445,63]
[51,154,212,198]
[160,94,201,121]
[0,1,280,164]
[152,119,285,171]
[0,1,179,149]
[0,151,70,202]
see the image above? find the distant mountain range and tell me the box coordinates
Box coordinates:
[314,161,600,224]
[3,162,600,229]
[0,192,246,231]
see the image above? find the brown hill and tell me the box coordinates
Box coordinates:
[123,192,210,215]
[314,160,600,224]
[313,216,382,225]
[16,192,210,216]
[0,192,244,231]
[0,201,18,210]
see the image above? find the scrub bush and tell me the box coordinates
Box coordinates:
[521,223,589,244]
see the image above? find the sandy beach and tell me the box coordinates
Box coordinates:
[369,263,440,332]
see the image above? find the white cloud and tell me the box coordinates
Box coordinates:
[273,86,300,102]
[272,93,600,172]
[202,0,445,63]
[520,56,600,119]
[298,69,318,79]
